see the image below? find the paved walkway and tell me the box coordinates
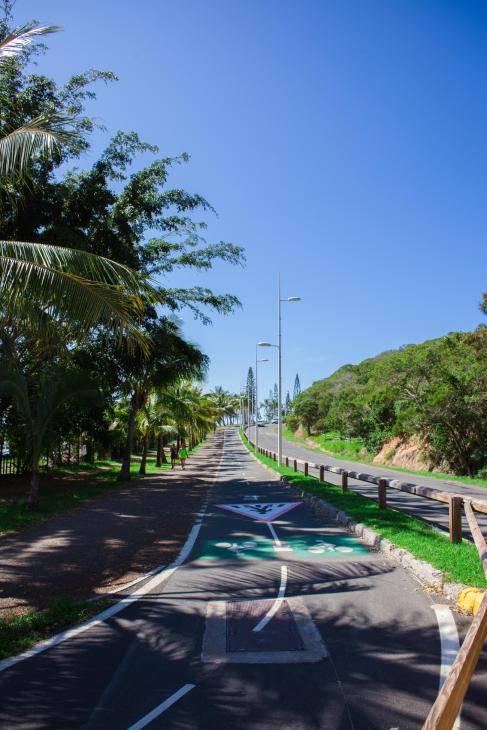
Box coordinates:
[0,436,223,616]
[254,426,487,539]
[0,428,485,728]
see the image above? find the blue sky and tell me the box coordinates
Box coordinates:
[18,0,487,399]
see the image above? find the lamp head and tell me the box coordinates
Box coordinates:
[258,341,272,347]
[287,296,301,302]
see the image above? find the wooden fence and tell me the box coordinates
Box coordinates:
[248,435,487,544]
[244,432,487,728]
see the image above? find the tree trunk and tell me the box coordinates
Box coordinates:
[139,435,148,475]
[26,453,40,510]
[118,388,148,481]
[156,434,162,467]
[86,439,94,464]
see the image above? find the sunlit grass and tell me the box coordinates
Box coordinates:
[0,444,201,535]
[242,433,486,589]
[283,427,487,488]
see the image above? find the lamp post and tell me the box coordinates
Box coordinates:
[259,281,301,466]
[255,349,269,451]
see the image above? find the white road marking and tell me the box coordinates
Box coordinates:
[127,683,195,729]
[267,522,293,552]
[0,444,224,673]
[431,604,461,729]
[253,566,288,632]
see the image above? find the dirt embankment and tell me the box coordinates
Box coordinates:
[372,436,434,471]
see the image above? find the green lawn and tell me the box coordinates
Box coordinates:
[0,444,202,535]
[0,597,114,660]
[242,433,486,589]
[283,427,487,489]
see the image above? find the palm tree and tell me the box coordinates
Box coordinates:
[0,22,154,350]
[0,366,98,507]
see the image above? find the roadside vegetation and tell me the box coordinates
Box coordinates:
[0,597,114,660]
[0,15,243,509]
[240,433,487,589]
[282,427,487,489]
[287,323,487,480]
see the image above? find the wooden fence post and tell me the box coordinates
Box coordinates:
[319,465,324,482]
[341,471,348,492]
[378,478,387,509]
[449,495,462,544]
[304,462,308,476]
[293,459,297,472]
[285,456,289,467]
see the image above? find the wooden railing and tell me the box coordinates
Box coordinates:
[422,501,487,728]
[245,433,487,544]
[243,431,487,729]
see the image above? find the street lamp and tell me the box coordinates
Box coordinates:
[258,282,301,466]
[255,349,269,451]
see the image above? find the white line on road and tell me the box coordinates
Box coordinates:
[0,444,225,674]
[267,521,293,552]
[253,565,288,632]
[127,684,195,730]
[431,604,461,729]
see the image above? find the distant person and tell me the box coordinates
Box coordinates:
[170,444,178,469]
[178,443,188,469]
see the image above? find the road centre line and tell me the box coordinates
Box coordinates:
[0,444,224,674]
[127,684,196,730]
[253,565,288,632]
[431,604,461,729]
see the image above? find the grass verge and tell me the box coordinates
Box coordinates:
[0,442,202,535]
[241,432,486,589]
[0,597,114,661]
[283,427,487,489]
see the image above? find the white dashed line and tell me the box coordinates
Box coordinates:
[127,683,195,729]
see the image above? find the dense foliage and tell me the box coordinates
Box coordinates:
[0,16,243,505]
[289,326,487,477]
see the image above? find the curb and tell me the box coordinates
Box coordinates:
[240,436,484,616]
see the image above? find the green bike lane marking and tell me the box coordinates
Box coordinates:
[198,533,369,560]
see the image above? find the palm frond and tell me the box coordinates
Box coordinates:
[0,113,79,179]
[0,23,61,62]
[0,241,159,353]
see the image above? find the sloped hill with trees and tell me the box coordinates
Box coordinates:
[290,325,487,478]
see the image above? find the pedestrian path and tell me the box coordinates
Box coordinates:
[0,429,485,728]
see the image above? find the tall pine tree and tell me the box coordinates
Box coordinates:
[293,374,301,400]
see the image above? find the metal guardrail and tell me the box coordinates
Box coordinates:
[243,431,487,729]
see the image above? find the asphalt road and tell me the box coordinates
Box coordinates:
[0,429,485,729]
[253,425,487,539]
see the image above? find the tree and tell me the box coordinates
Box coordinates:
[0,19,156,350]
[0,366,98,506]
[293,374,301,400]
[285,391,291,414]
[246,367,255,420]
[293,394,319,437]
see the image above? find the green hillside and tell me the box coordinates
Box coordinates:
[290,326,487,478]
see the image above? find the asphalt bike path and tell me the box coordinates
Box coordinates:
[0,429,484,728]
[254,426,487,539]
